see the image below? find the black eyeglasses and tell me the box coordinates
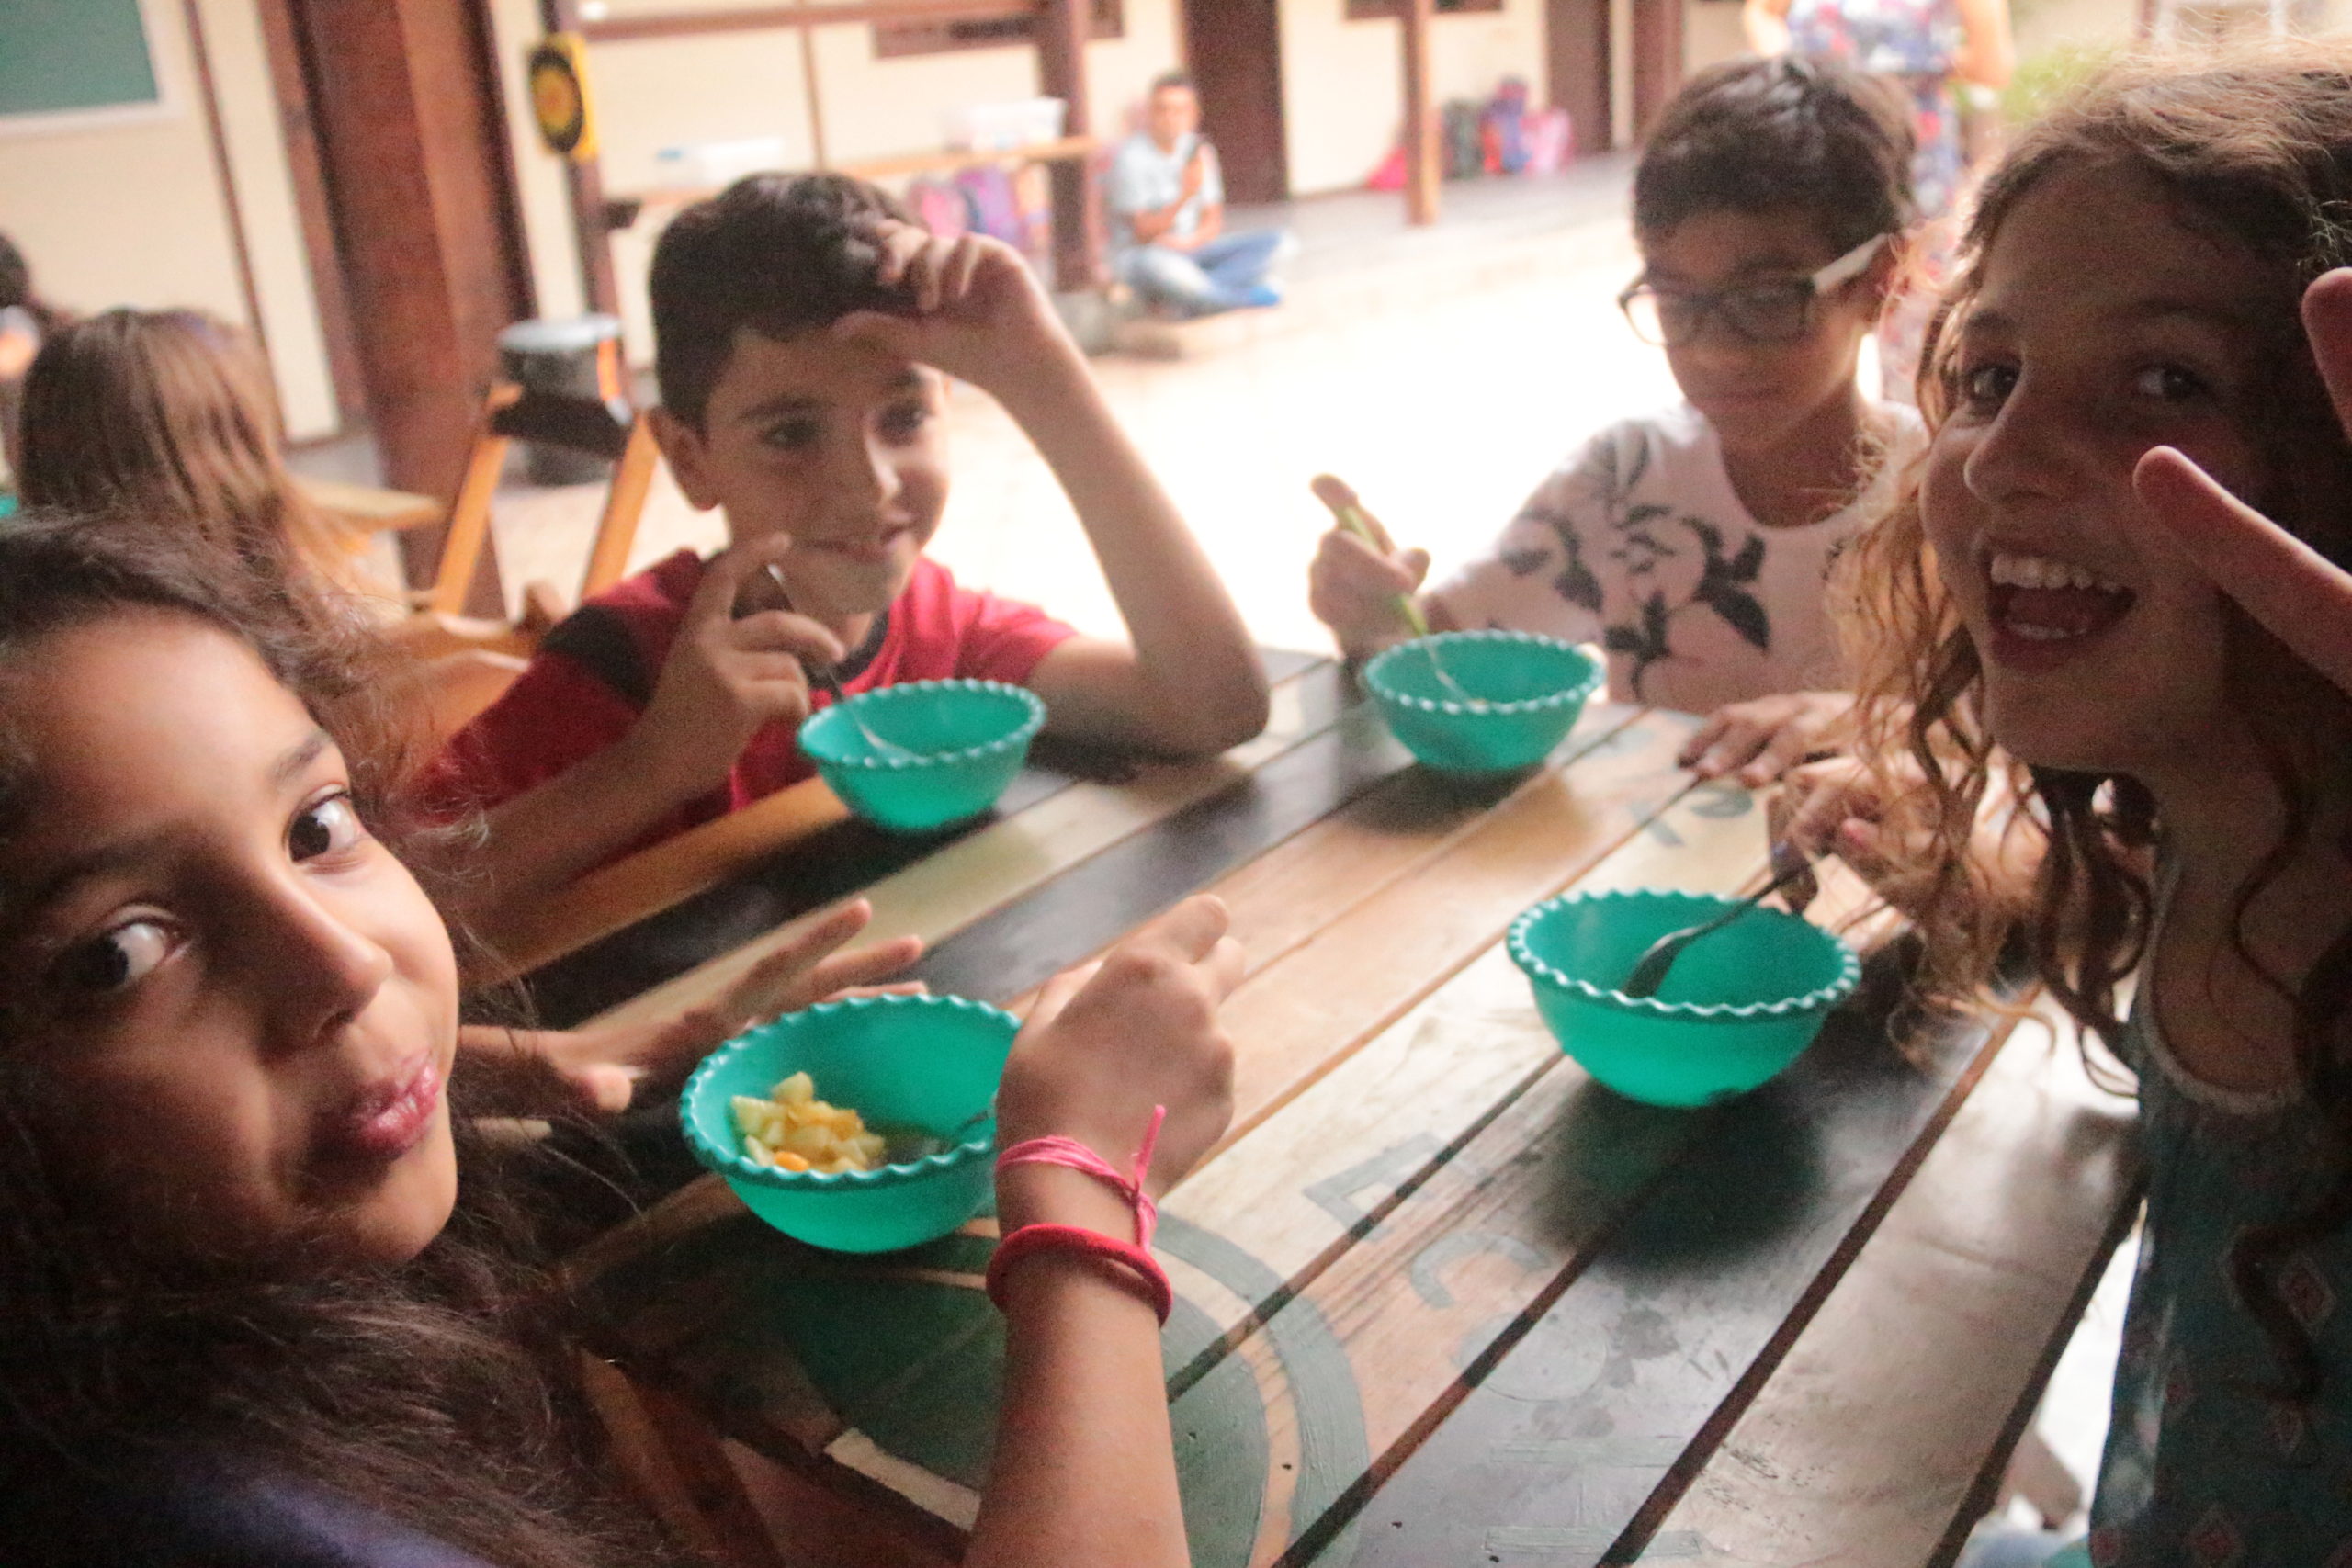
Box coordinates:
[1617,234,1888,348]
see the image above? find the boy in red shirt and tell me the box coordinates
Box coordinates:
[435,175,1268,924]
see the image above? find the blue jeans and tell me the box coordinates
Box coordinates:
[1117,229,1288,316]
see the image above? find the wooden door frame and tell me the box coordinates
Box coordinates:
[1178,0,1289,205]
[277,0,535,612]
[1545,0,1612,155]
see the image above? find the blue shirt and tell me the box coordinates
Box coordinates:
[2089,983,2352,1562]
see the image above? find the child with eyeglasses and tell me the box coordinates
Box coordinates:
[1309,55,1925,785]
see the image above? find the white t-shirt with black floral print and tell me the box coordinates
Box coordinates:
[1430,400,1925,716]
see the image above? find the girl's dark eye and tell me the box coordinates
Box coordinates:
[289,794,366,862]
[762,419,823,452]
[2132,364,2209,401]
[1958,362,2017,410]
[51,919,170,995]
[877,401,930,442]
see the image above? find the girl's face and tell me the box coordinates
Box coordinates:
[1,612,460,1266]
[1924,163,2278,778]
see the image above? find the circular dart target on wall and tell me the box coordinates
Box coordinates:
[526,34,596,161]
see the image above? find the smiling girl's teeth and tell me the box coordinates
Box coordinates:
[1987,550,2127,592]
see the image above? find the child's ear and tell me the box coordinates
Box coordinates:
[649,406,721,513]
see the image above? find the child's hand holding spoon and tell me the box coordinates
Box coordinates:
[754,563,919,761]
[1307,475,1480,704]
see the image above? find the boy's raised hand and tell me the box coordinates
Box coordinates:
[2132,267,2352,698]
[629,534,846,798]
[995,896,1243,1203]
[831,220,1075,398]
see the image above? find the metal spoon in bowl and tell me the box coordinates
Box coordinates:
[1309,474,1485,707]
[760,564,920,761]
[1618,844,1820,1001]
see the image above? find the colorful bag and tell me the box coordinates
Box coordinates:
[909,175,969,238]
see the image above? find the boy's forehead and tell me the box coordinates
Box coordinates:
[707,325,937,419]
[1638,209,1845,280]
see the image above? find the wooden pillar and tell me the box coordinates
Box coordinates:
[1545,0,1611,155]
[1400,0,1439,226]
[1035,0,1100,291]
[296,0,532,612]
[543,0,624,315]
[1631,0,1685,141]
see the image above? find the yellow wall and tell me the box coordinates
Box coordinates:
[1278,0,1550,197]
[0,0,338,437]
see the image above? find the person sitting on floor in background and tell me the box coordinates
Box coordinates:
[430,173,1269,930]
[9,307,530,741]
[1308,55,1925,787]
[1107,72,1292,319]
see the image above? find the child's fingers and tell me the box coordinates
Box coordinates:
[798,935,926,1003]
[1734,725,1818,788]
[2135,445,2352,695]
[944,233,991,306]
[1020,964,1094,1032]
[728,609,848,666]
[1203,933,1246,1001]
[1677,709,1732,769]
[869,220,928,289]
[1126,893,1233,969]
[691,534,799,631]
[1687,720,1770,780]
[1317,528,1420,596]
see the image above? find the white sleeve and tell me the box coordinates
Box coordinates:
[1430,438,1612,647]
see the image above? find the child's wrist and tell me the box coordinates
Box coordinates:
[996,1159,1138,1238]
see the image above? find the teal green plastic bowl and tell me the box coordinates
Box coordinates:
[1507,888,1860,1106]
[680,992,1020,1252]
[1363,632,1601,773]
[798,679,1046,832]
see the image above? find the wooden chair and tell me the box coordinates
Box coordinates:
[390,344,662,741]
[424,340,662,619]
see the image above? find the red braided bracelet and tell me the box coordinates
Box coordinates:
[985,1106,1174,1325]
[985,1224,1173,1324]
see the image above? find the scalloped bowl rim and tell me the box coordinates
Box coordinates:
[679,992,1016,1190]
[798,679,1047,774]
[1509,887,1861,1021]
[1363,631,1602,718]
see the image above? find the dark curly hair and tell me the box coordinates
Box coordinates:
[1634,54,1917,255]
[0,514,694,1566]
[650,171,916,429]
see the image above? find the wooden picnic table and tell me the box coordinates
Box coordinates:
[524,652,2144,1568]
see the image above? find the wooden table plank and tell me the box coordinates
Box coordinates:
[1631,1010,2142,1567]
[560,655,1344,1032]
[570,773,1780,1563]
[1317,980,2015,1568]
[1208,706,1704,1149]
[1159,776,1776,1352]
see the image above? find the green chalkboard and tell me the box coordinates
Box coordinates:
[0,0,162,122]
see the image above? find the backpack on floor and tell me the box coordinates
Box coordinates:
[1442,101,1485,180]
[909,175,969,238]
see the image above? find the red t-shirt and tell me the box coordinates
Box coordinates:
[429,550,1078,840]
